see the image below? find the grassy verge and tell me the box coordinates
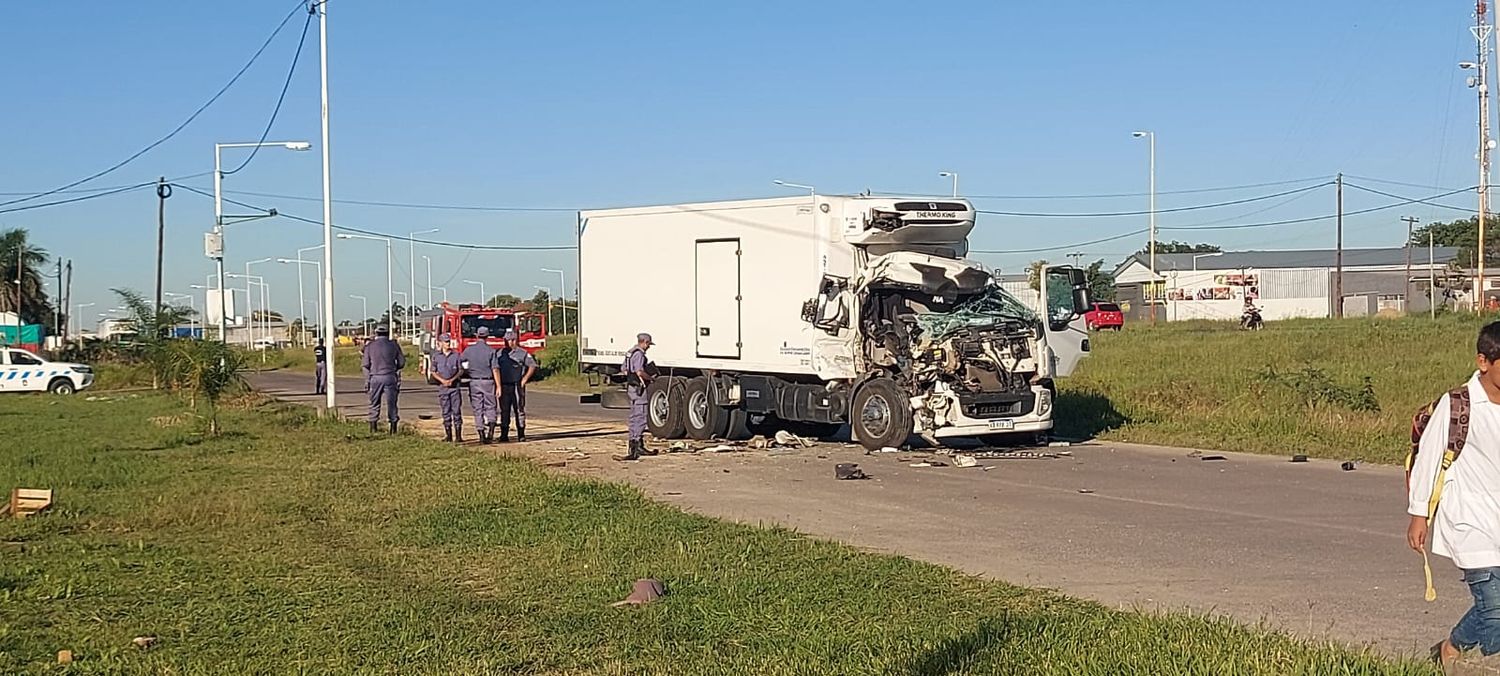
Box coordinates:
[0,394,1430,674]
[1057,316,1485,464]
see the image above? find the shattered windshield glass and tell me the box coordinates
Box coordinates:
[915,285,1038,338]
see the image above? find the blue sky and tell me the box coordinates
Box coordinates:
[0,0,1488,324]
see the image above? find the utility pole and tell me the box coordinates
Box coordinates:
[154,177,170,322]
[63,260,71,343]
[1476,0,1495,313]
[1432,230,1440,319]
[15,243,24,347]
[1403,216,1420,315]
[1335,173,1344,318]
[1067,251,1085,267]
[316,0,339,411]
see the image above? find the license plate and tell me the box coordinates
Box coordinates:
[987,419,1015,431]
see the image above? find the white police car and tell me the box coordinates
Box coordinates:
[0,348,94,395]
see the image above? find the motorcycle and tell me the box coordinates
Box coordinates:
[1241,306,1264,331]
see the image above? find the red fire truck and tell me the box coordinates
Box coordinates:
[420,303,546,384]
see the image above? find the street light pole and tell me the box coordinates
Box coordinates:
[938,171,959,198]
[351,294,368,337]
[212,140,311,344]
[1133,130,1157,324]
[338,233,393,331]
[245,258,271,347]
[464,279,485,305]
[422,255,433,308]
[408,228,438,342]
[316,0,338,410]
[541,267,567,334]
[74,302,94,345]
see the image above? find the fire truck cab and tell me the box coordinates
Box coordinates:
[420,303,546,384]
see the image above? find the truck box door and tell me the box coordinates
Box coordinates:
[695,239,742,359]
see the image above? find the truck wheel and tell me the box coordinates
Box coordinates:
[683,376,730,440]
[850,378,912,451]
[48,378,76,396]
[645,377,687,439]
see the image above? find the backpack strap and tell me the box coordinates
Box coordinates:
[1421,385,1473,602]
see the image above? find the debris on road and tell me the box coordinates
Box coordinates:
[1341,461,1357,471]
[774,430,815,448]
[1291,454,1309,463]
[4,488,53,519]
[835,463,868,480]
[970,450,1062,461]
[873,446,901,454]
[610,578,667,608]
[1048,441,1072,448]
[1077,489,1095,494]
[1200,455,1226,462]
[909,460,948,468]
[748,435,770,450]
[954,455,979,468]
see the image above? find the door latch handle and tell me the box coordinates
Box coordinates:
[699,327,711,336]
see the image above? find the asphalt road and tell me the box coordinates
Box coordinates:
[250,369,1464,656]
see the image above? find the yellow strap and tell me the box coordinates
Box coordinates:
[1422,452,1455,602]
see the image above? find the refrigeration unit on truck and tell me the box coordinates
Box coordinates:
[576,195,1090,450]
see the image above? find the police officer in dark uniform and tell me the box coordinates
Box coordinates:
[362,324,406,434]
[461,326,501,443]
[313,338,328,395]
[431,333,465,442]
[497,329,538,442]
[616,332,654,461]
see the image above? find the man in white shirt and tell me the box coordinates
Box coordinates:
[1409,322,1500,667]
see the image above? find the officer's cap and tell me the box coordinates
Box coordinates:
[376,324,390,336]
[637,332,654,345]
[438,333,452,342]
[476,327,490,337]
[504,330,518,341]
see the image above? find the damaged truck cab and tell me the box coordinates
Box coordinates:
[577,195,1089,451]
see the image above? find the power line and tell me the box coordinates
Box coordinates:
[877,175,1334,200]
[973,182,1331,218]
[0,183,158,215]
[222,4,315,176]
[0,173,213,196]
[970,186,1477,254]
[171,184,578,250]
[191,186,579,212]
[0,0,308,209]
[1342,182,1477,212]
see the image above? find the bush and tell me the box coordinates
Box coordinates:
[1254,365,1380,413]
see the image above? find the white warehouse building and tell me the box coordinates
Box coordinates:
[1112,247,1461,322]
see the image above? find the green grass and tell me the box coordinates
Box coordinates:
[0,394,1432,674]
[1058,316,1486,464]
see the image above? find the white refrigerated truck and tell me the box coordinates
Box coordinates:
[576,195,1090,450]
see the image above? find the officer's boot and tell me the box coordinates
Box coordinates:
[454,426,464,443]
[389,421,399,435]
[369,421,379,434]
[443,425,453,442]
[639,438,657,456]
[517,425,526,442]
[485,423,498,444]
[614,438,641,462]
[499,426,511,443]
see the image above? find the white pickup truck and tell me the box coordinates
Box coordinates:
[0,348,94,395]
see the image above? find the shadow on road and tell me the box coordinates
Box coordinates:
[1053,388,1130,441]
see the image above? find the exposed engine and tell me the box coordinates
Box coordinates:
[859,284,1042,433]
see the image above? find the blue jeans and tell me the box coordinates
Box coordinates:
[1453,567,1500,655]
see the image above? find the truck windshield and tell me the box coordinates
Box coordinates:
[460,315,514,338]
[915,286,1037,338]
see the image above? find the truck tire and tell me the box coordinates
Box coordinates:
[683,376,730,440]
[850,378,912,451]
[645,377,687,439]
[48,378,76,396]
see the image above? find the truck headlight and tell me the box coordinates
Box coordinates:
[1036,388,1053,417]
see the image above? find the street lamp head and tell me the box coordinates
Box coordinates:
[939,171,955,178]
[283,142,312,151]
[1462,61,1478,70]
[1132,131,1149,138]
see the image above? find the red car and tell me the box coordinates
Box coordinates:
[1083,302,1124,331]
